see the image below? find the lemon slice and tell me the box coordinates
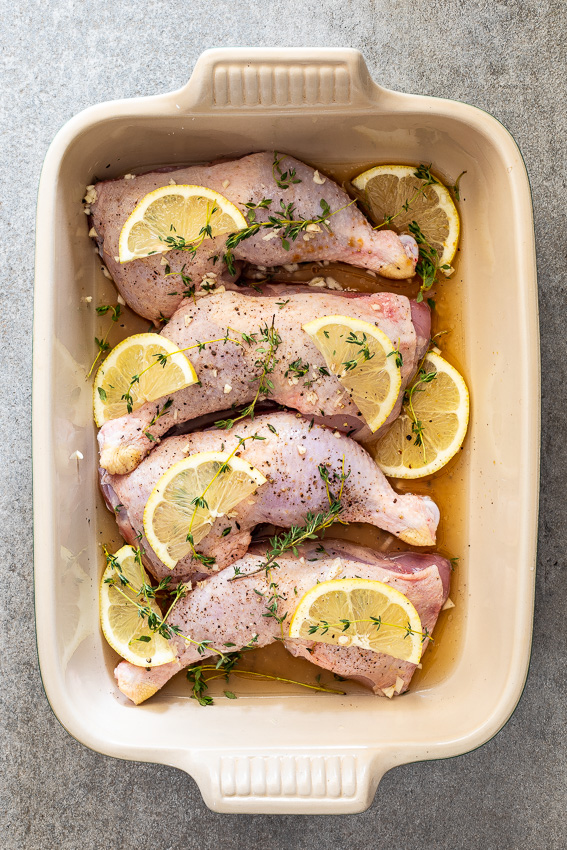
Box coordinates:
[118,185,248,262]
[100,545,176,667]
[93,333,197,426]
[352,165,460,266]
[302,315,402,432]
[289,578,423,664]
[144,452,267,569]
[373,351,469,478]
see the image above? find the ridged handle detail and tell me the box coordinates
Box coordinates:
[219,754,358,799]
[181,48,378,111]
[211,63,352,108]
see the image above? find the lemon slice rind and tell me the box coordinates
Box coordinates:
[100,545,177,667]
[352,164,460,266]
[93,333,198,427]
[289,577,423,664]
[302,315,402,432]
[143,451,267,570]
[118,184,248,263]
[373,351,469,479]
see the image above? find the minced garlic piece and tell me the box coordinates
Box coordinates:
[325,277,342,290]
[223,384,232,394]
[83,185,97,205]
[313,170,326,185]
[297,445,306,456]
[442,597,455,611]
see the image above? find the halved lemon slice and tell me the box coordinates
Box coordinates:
[373,351,469,478]
[302,315,401,432]
[352,164,460,266]
[100,545,176,667]
[93,333,197,426]
[143,452,267,569]
[289,578,423,664]
[118,185,248,262]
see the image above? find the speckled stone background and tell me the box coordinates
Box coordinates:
[1,1,564,847]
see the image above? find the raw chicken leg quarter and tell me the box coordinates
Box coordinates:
[97,287,430,475]
[100,412,440,583]
[89,152,418,322]
[114,539,451,705]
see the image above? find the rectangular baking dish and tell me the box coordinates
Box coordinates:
[33,48,539,814]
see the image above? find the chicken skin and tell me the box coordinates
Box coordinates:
[89,152,418,322]
[98,287,430,476]
[101,412,440,583]
[114,539,450,705]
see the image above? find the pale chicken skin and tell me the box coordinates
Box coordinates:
[98,287,430,476]
[89,152,418,322]
[100,413,440,583]
[114,539,451,705]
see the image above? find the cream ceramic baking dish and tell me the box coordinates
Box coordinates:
[33,48,539,814]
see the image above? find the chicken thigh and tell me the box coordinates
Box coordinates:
[89,152,418,322]
[114,539,451,705]
[98,287,430,475]
[101,413,440,583]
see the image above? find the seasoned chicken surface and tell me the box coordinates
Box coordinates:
[114,539,451,705]
[89,152,418,321]
[100,413,440,583]
[98,287,430,475]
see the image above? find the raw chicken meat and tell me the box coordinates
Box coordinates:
[114,539,451,705]
[89,152,418,321]
[100,412,440,583]
[98,287,430,475]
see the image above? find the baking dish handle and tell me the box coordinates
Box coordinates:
[173,47,387,111]
[177,748,388,814]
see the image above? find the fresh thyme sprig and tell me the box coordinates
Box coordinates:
[184,432,266,569]
[307,615,431,645]
[87,303,122,378]
[215,318,281,430]
[285,358,310,379]
[186,660,345,706]
[387,344,403,369]
[144,398,173,443]
[340,331,376,374]
[156,201,218,254]
[102,546,230,663]
[229,499,345,585]
[403,365,438,459]
[408,221,452,303]
[372,164,438,231]
[232,462,348,635]
[165,263,195,301]
[272,152,302,189]
[222,196,356,274]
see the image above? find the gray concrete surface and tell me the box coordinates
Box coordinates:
[0,0,564,847]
